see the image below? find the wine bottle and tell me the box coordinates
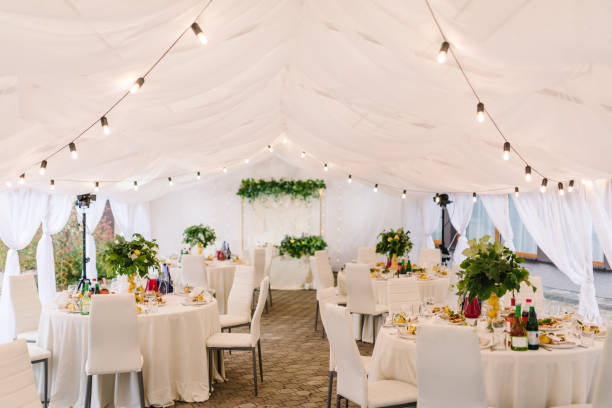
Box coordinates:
[527,303,539,350]
[81,282,91,315]
[510,305,527,351]
[522,299,531,324]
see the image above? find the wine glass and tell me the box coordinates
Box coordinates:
[491,317,506,350]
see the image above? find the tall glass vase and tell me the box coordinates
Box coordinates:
[463,296,481,318]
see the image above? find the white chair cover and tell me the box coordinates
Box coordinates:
[253,248,266,286]
[250,277,269,347]
[9,274,41,339]
[345,263,379,315]
[86,294,142,375]
[416,325,488,408]
[314,250,334,290]
[181,254,207,288]
[0,339,41,408]
[592,324,612,408]
[386,278,420,314]
[226,265,254,322]
[418,248,441,272]
[357,247,377,264]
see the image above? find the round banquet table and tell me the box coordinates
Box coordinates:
[36,295,221,408]
[369,326,603,408]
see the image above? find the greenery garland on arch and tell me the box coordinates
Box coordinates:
[236,178,326,201]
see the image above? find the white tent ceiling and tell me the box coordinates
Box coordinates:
[2,0,612,201]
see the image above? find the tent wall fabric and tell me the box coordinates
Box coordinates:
[110,200,152,240]
[447,193,474,266]
[481,194,515,251]
[585,180,612,267]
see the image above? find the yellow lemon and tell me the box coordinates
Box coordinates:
[487,309,497,319]
[134,249,141,256]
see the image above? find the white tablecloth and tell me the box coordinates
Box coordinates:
[369,327,603,408]
[269,256,313,290]
[37,295,221,408]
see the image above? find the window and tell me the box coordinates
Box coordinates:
[466,198,495,241]
[508,196,537,257]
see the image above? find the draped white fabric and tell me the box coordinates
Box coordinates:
[0,188,48,342]
[36,194,74,305]
[75,197,107,280]
[585,180,612,265]
[447,194,474,265]
[481,194,515,251]
[110,200,152,240]
[512,190,600,318]
[420,196,440,252]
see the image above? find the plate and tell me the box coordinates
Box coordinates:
[479,337,493,349]
[542,342,577,349]
[182,300,210,306]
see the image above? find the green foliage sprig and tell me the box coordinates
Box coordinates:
[182,224,216,248]
[236,178,326,201]
[279,235,327,259]
[375,228,413,258]
[100,233,160,278]
[457,235,534,302]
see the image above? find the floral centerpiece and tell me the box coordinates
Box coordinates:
[182,224,216,254]
[100,233,160,293]
[457,235,534,322]
[375,228,413,270]
[278,235,327,259]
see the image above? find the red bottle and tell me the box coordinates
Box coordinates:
[463,296,481,318]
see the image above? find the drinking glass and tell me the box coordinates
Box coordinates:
[491,318,506,350]
[582,330,595,347]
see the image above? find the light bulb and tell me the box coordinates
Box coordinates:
[268,145,273,153]
[196,171,201,180]
[300,151,306,159]
[540,178,548,193]
[568,180,574,192]
[168,177,173,186]
[50,179,55,190]
[191,22,207,45]
[402,190,407,199]
[130,77,144,93]
[69,142,78,159]
[19,173,25,185]
[472,192,477,202]
[514,187,519,198]
[39,160,47,175]
[373,184,378,193]
[100,116,110,135]
[435,194,440,203]
[244,158,249,164]
[5,181,11,187]
[503,142,510,161]
[558,182,564,196]
[223,167,228,173]
[347,174,352,184]
[525,166,532,182]
[438,41,449,63]
[477,102,485,123]
[133,180,138,191]
[282,137,288,144]
[94,181,99,192]
[324,163,328,172]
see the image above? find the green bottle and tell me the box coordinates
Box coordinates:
[526,300,539,350]
[81,282,91,315]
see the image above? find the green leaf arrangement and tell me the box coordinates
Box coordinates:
[100,233,160,278]
[457,235,534,302]
[236,178,326,201]
[182,224,216,248]
[278,235,328,259]
[375,228,413,258]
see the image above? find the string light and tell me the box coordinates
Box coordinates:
[39,160,47,175]
[94,181,99,192]
[190,22,207,45]
[5,181,11,188]
[300,151,306,159]
[347,174,352,184]
[69,142,78,159]
[19,173,25,185]
[244,158,249,164]
[196,171,201,180]
[223,167,228,173]
[402,190,407,199]
[472,192,477,202]
[437,41,449,63]
[514,187,519,198]
[324,163,328,172]
[558,182,564,196]
[373,184,378,193]
[525,166,532,182]
[50,179,55,190]
[267,145,273,153]
[133,180,138,191]
[476,102,485,123]
[130,77,144,94]
[434,193,440,203]
[540,178,548,193]
[168,177,173,186]
[100,116,110,135]
[282,137,288,144]
[503,142,510,161]
[568,180,575,192]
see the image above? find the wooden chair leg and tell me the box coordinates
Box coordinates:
[257,340,263,381]
[43,359,48,408]
[251,347,258,396]
[327,370,335,408]
[314,300,320,331]
[137,371,145,408]
[85,375,93,408]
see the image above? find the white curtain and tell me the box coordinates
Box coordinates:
[36,194,74,305]
[75,197,107,281]
[585,180,612,264]
[447,194,474,265]
[512,189,599,319]
[481,194,515,251]
[110,200,152,240]
[0,188,48,342]
[420,196,440,251]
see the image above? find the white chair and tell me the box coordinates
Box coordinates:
[207,277,269,396]
[386,278,421,314]
[264,245,274,307]
[312,250,346,332]
[220,265,254,331]
[0,339,42,408]
[416,325,489,408]
[84,294,144,408]
[252,248,272,311]
[9,273,42,343]
[345,263,387,345]
[27,343,51,408]
[515,275,544,311]
[418,248,441,273]
[357,247,377,264]
[181,254,208,288]
[324,304,417,407]
[550,325,612,408]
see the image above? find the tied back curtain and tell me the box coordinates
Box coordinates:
[0,188,47,342]
[36,194,74,305]
[76,197,107,281]
[110,200,152,240]
[421,196,441,251]
[481,194,515,251]
[447,194,474,265]
[585,180,612,265]
[512,189,600,319]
